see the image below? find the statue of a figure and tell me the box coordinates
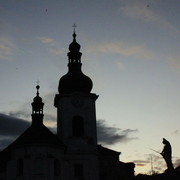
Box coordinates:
[161,138,174,171]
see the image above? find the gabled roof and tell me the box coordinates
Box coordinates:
[9,123,64,148]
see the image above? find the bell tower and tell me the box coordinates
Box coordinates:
[54,30,99,180]
[54,30,98,149]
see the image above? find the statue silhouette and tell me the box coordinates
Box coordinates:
[161,138,174,171]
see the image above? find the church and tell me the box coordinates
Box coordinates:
[0,31,135,180]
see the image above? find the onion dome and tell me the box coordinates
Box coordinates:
[67,32,82,63]
[58,32,93,94]
[69,32,81,52]
[31,85,44,125]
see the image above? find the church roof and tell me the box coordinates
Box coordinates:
[58,31,93,94]
[10,123,64,147]
[97,145,121,156]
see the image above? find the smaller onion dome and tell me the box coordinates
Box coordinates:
[69,32,81,52]
[31,85,44,115]
[67,32,82,63]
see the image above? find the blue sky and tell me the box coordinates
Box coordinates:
[0,0,180,174]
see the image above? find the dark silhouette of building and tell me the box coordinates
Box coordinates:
[0,31,135,180]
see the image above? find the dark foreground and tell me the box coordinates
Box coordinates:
[135,169,180,180]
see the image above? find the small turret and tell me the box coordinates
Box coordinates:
[31,85,44,125]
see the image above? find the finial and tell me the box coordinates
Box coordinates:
[36,80,40,96]
[36,85,40,96]
[72,24,77,33]
[72,24,77,40]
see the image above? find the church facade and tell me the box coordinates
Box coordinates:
[0,31,135,180]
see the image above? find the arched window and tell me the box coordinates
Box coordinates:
[72,116,84,137]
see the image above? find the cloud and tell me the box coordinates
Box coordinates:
[133,160,149,167]
[37,37,64,55]
[8,110,30,120]
[0,113,30,150]
[0,136,15,151]
[97,119,138,145]
[85,42,154,59]
[37,37,56,46]
[48,48,63,55]
[0,113,30,136]
[134,154,166,173]
[119,0,179,34]
[0,37,16,60]
[120,1,160,22]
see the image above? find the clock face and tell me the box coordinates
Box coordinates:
[71,97,84,107]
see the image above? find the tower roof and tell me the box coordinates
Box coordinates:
[58,31,93,94]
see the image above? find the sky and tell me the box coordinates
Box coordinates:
[0,0,180,175]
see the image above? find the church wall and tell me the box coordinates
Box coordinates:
[5,145,64,180]
[63,152,99,180]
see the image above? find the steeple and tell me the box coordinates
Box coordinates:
[54,31,98,146]
[58,30,93,94]
[31,85,44,125]
[68,24,82,63]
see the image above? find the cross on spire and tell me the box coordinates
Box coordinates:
[72,24,77,33]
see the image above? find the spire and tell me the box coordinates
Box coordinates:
[67,25,82,63]
[31,85,44,125]
[57,30,93,94]
[72,23,77,33]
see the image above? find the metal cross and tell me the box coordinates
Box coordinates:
[72,24,77,32]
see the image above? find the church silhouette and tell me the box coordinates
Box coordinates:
[0,31,135,180]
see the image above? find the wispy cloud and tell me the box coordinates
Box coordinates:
[133,160,149,167]
[120,1,159,22]
[97,119,138,145]
[134,154,166,173]
[119,0,179,34]
[85,42,154,59]
[0,37,16,60]
[37,36,64,55]
[48,48,63,55]
[37,37,56,46]
[0,113,30,136]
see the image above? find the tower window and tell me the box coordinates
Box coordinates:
[72,116,84,137]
